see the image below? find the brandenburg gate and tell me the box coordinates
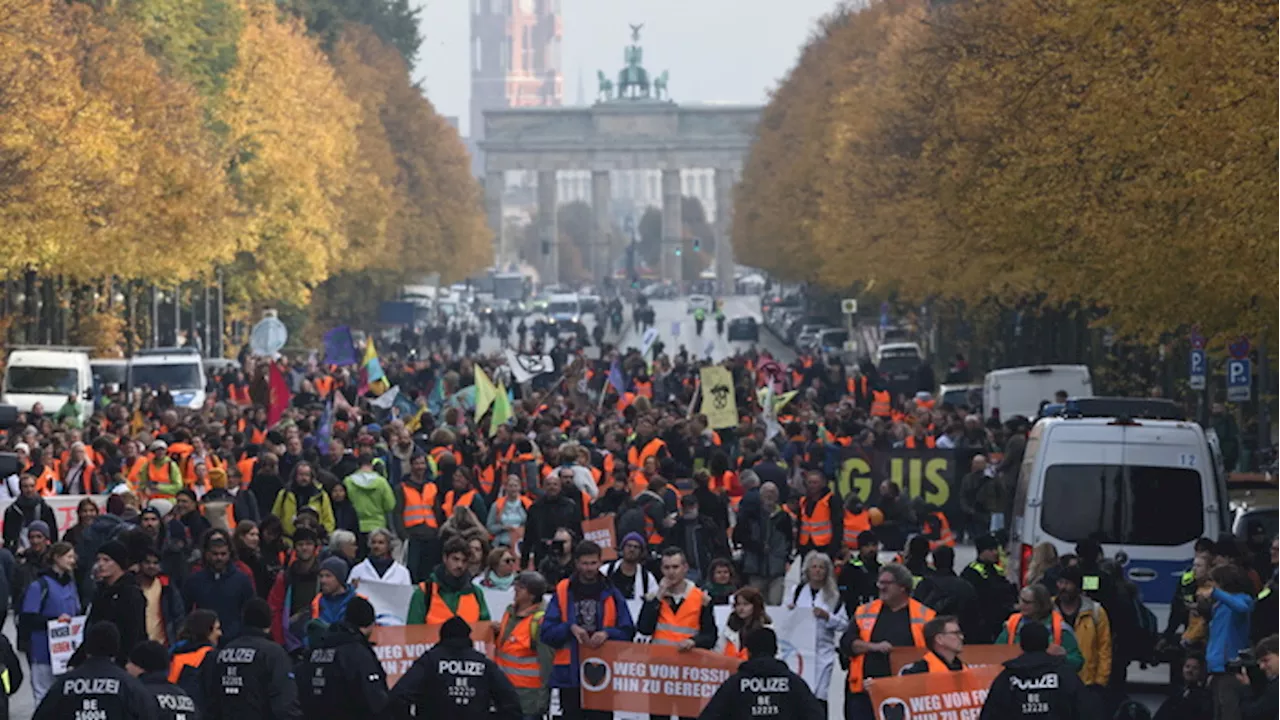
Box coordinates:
[480,25,761,290]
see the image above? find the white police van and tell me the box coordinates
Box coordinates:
[1009,397,1230,629]
[128,347,207,410]
[546,293,582,333]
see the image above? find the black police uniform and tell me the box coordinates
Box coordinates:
[138,669,201,720]
[697,657,823,720]
[387,636,520,720]
[978,651,1100,720]
[295,622,389,718]
[203,626,301,720]
[32,656,158,720]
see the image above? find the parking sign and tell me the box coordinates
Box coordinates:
[1226,358,1251,402]
[1188,349,1206,391]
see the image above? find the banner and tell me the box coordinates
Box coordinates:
[581,516,618,561]
[867,666,1000,720]
[356,579,417,626]
[771,606,819,691]
[0,495,103,535]
[48,615,86,675]
[370,622,493,686]
[640,327,659,355]
[505,350,554,384]
[834,447,971,527]
[699,366,738,429]
[580,642,741,716]
[889,645,1019,675]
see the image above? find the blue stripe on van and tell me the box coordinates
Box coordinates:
[1122,557,1190,606]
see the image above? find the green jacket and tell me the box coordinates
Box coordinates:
[995,614,1085,673]
[342,469,396,532]
[272,486,336,537]
[406,568,491,624]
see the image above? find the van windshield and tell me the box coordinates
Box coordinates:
[130,363,202,391]
[1041,464,1203,545]
[548,301,578,316]
[5,367,79,395]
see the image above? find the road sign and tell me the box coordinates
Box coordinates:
[250,313,288,356]
[1229,336,1251,360]
[671,321,681,337]
[841,298,859,315]
[1189,349,1207,391]
[1227,358,1252,402]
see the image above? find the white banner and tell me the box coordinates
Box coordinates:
[640,327,659,355]
[0,495,104,537]
[504,350,554,384]
[712,603,819,694]
[357,579,416,626]
[48,615,86,675]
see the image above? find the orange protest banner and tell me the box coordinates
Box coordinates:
[580,642,742,716]
[867,666,1001,720]
[581,515,618,561]
[889,645,1019,675]
[370,622,493,686]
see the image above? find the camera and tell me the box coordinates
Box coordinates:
[1226,649,1257,675]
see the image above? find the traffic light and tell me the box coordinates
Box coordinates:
[693,238,701,252]
[675,247,683,257]
[0,406,21,478]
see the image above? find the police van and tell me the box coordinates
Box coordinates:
[128,347,207,410]
[1008,397,1230,629]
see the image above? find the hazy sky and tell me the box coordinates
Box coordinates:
[413,0,843,135]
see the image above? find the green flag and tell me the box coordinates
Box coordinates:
[474,365,498,422]
[489,381,512,436]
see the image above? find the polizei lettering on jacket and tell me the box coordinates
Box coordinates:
[739,677,790,693]
[64,678,121,695]
[1008,674,1059,691]
[218,648,257,663]
[155,693,197,712]
[438,659,486,676]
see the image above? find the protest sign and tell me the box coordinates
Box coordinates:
[698,366,738,429]
[48,615,86,675]
[0,495,103,536]
[889,645,1019,675]
[867,666,1000,720]
[771,605,819,691]
[356,578,418,626]
[581,516,618,561]
[369,622,493,686]
[580,642,741,717]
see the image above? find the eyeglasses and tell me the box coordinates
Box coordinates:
[939,630,965,638]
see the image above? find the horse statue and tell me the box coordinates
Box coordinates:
[596,70,614,101]
[653,71,669,100]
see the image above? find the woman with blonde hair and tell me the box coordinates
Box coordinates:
[787,551,848,711]
[717,585,771,659]
[1024,541,1061,591]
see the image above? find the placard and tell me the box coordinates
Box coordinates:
[48,615,86,675]
[369,622,493,686]
[867,666,1001,720]
[580,642,742,717]
[581,516,618,561]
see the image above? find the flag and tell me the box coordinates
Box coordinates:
[489,381,512,436]
[607,359,628,396]
[392,390,417,419]
[267,362,292,426]
[427,379,445,416]
[774,390,798,412]
[323,326,358,366]
[370,385,400,410]
[363,337,388,395]
[316,400,333,455]
[504,349,554,384]
[404,403,428,433]
[474,365,498,421]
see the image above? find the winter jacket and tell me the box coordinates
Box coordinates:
[0,633,22,719]
[979,651,1100,720]
[296,622,389,719]
[204,627,302,720]
[520,493,583,567]
[539,576,635,688]
[85,572,148,667]
[659,515,729,581]
[183,564,256,641]
[33,656,153,720]
[272,485,336,537]
[19,570,81,662]
[1055,595,1112,686]
[736,504,793,579]
[312,585,359,626]
[2,497,57,552]
[138,669,198,720]
[387,637,520,720]
[268,559,321,651]
[343,470,396,533]
[1206,587,1255,673]
[699,657,823,720]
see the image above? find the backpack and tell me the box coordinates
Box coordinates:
[1131,592,1159,662]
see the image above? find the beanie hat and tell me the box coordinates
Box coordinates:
[621,532,647,550]
[208,467,228,489]
[1020,620,1050,652]
[128,640,170,673]
[84,621,121,659]
[344,596,376,628]
[440,616,471,640]
[975,534,1001,553]
[319,556,349,585]
[857,530,879,548]
[293,526,319,546]
[26,520,50,541]
[1059,564,1084,588]
[97,540,130,570]
[243,598,273,630]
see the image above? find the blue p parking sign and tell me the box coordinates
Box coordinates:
[1226,358,1251,402]
[1188,349,1206,391]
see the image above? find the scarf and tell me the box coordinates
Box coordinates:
[483,571,516,590]
[369,555,395,577]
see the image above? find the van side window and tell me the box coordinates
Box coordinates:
[1041,464,1204,545]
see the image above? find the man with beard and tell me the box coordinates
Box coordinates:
[2,474,57,552]
[267,526,322,652]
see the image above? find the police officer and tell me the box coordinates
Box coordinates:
[388,616,520,720]
[33,622,157,720]
[698,628,823,720]
[204,598,301,720]
[960,534,1016,642]
[296,596,388,718]
[127,640,200,720]
[979,622,1100,720]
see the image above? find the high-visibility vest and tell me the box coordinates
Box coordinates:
[147,460,177,499]
[923,512,956,549]
[314,376,334,399]
[922,651,961,673]
[168,644,214,684]
[627,438,666,469]
[634,380,653,399]
[124,457,148,488]
[33,466,59,496]
[237,457,257,489]
[843,510,872,551]
[552,579,618,666]
[708,471,738,496]
[1005,612,1064,646]
[477,465,497,496]
[442,489,476,517]
[904,435,936,450]
[870,391,892,418]
[798,492,835,547]
[228,384,252,406]
[421,582,481,625]
[651,586,705,647]
[917,398,936,411]
[493,494,531,518]
[430,445,463,468]
[311,591,367,620]
[847,599,934,694]
[402,483,439,528]
[847,375,869,398]
[495,608,544,688]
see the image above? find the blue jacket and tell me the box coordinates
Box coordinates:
[540,577,635,688]
[1206,587,1255,672]
[20,571,81,663]
[182,565,255,641]
[313,585,358,625]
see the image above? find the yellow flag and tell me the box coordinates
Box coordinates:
[774,390,798,412]
[488,381,512,436]
[474,365,498,422]
[699,365,738,429]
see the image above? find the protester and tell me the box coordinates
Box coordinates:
[2,475,57,552]
[136,545,185,645]
[168,608,221,706]
[267,525,322,651]
[273,461,336,538]
[349,527,411,586]
[902,615,968,675]
[18,541,79,705]
[493,571,551,719]
[602,532,659,600]
[342,446,396,545]
[735,481,791,605]
[1204,562,1257,719]
[716,585,771,659]
[407,536,491,625]
[84,539,147,667]
[701,557,739,606]
[1054,564,1112,698]
[475,546,519,590]
[522,473,583,569]
[393,453,441,584]
[487,475,532,548]
[839,530,882,610]
[786,551,847,710]
[996,582,1085,672]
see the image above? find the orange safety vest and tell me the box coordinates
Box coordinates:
[314,376,334,399]
[553,579,618,666]
[634,380,653,399]
[493,494,532,519]
[847,375,869,397]
[442,489,476,518]
[228,384,252,406]
[168,644,214,684]
[402,483,440,529]
[237,457,257,489]
[917,397,936,411]
[847,599,935,694]
[1005,612,1064,646]
[495,609,543,688]
[843,509,872,551]
[147,460,177,499]
[708,471,738,496]
[627,438,667,469]
[798,492,835,548]
[422,582,482,625]
[430,445,463,468]
[723,632,750,660]
[904,435,936,450]
[478,465,497,496]
[249,427,267,446]
[922,651,961,673]
[33,466,59,497]
[311,591,368,620]
[923,513,956,550]
[651,586,705,647]
[870,390,892,418]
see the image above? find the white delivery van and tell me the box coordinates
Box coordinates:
[983,364,1092,421]
[128,347,207,410]
[1008,398,1230,630]
[2,347,95,425]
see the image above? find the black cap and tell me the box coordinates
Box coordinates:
[243,598,273,630]
[745,627,778,658]
[857,530,879,548]
[344,596,376,628]
[1020,621,1050,653]
[1059,565,1084,588]
[128,640,170,673]
[440,616,471,640]
[84,622,121,659]
[293,526,319,546]
[975,534,1000,553]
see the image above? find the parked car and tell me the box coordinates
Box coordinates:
[795,324,835,353]
[727,317,759,342]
